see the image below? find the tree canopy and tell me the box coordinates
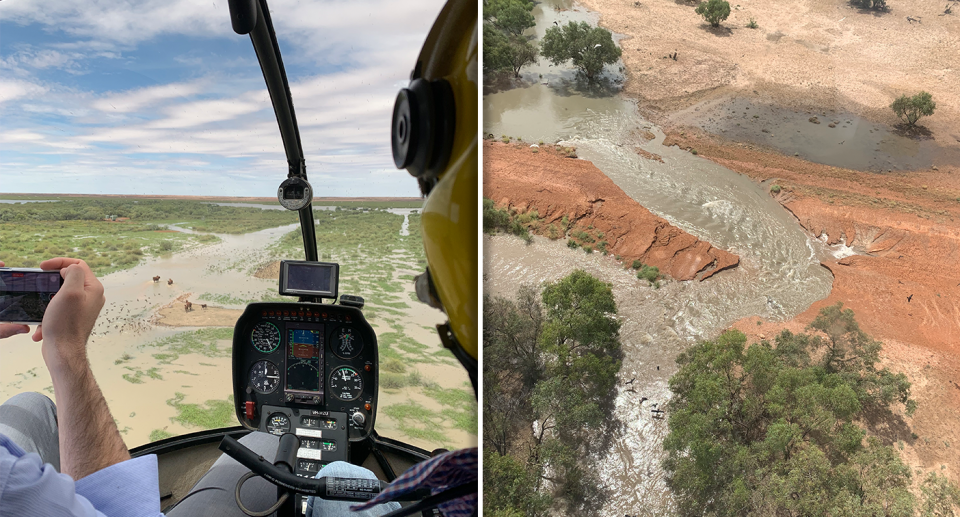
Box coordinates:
[663,303,958,516]
[695,0,731,28]
[540,21,622,80]
[483,270,622,516]
[483,24,538,78]
[482,0,537,78]
[891,91,936,127]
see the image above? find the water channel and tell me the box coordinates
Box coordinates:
[483,1,836,514]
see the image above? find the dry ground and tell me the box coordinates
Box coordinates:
[580,0,960,146]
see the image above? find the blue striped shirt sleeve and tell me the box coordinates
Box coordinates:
[1,435,164,516]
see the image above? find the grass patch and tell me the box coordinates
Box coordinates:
[423,385,475,407]
[167,393,237,429]
[149,429,175,442]
[141,328,233,360]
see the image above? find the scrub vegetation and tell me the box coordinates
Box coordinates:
[484,271,622,516]
[541,21,622,80]
[663,303,960,516]
[483,0,539,79]
[483,198,533,242]
[167,393,238,430]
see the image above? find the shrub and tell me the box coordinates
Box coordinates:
[770,185,781,194]
[746,18,758,28]
[567,239,579,249]
[890,92,936,127]
[632,259,643,269]
[695,0,731,27]
[637,265,659,283]
[583,246,593,253]
[851,0,886,10]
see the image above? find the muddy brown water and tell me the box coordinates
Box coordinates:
[674,97,960,171]
[0,222,470,451]
[484,2,843,515]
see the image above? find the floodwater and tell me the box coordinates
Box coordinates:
[0,200,59,204]
[483,1,836,515]
[676,97,960,171]
[0,221,468,451]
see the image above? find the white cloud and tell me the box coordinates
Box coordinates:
[0,79,47,104]
[91,80,209,113]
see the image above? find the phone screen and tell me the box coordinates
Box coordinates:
[0,270,63,323]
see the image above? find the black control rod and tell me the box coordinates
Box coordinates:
[219,435,431,500]
[228,0,318,262]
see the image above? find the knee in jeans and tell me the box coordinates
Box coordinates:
[6,392,57,414]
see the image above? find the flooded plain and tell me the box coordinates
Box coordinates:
[1,217,474,451]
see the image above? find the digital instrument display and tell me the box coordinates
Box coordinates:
[286,328,323,394]
[278,260,338,299]
[301,416,337,429]
[0,269,63,324]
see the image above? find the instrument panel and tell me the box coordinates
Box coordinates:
[232,302,378,442]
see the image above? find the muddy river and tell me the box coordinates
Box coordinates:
[0,221,472,451]
[484,0,838,514]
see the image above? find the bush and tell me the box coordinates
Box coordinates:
[851,0,886,10]
[695,0,731,27]
[637,265,659,283]
[484,0,535,36]
[631,259,643,269]
[746,17,758,28]
[770,184,781,194]
[890,91,936,127]
[567,239,579,249]
[541,21,622,80]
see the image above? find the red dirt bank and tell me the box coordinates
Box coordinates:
[483,140,739,281]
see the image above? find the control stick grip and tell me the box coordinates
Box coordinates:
[218,435,431,501]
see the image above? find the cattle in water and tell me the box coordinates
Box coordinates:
[152,276,161,283]
[184,301,193,312]
[167,279,174,285]
[200,304,207,310]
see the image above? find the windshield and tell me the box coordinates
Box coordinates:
[0,0,476,453]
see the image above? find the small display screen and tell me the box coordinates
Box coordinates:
[283,185,305,200]
[286,328,323,394]
[297,459,323,474]
[301,416,337,429]
[0,270,62,323]
[300,438,337,451]
[286,264,333,293]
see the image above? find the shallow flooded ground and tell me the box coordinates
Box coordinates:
[1,206,475,452]
[673,97,960,172]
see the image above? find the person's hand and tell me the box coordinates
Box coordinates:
[32,258,105,373]
[0,260,31,339]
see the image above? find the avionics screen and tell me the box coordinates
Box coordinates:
[0,270,62,323]
[280,261,338,298]
[286,328,324,394]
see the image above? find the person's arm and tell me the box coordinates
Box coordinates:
[31,257,131,479]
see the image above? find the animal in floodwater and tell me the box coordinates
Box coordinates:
[167,278,174,285]
[184,301,193,312]
[907,294,913,302]
[152,275,160,283]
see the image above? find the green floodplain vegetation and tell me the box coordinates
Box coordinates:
[2,197,475,449]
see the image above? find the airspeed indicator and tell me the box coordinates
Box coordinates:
[329,367,363,401]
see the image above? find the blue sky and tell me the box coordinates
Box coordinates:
[0,0,446,197]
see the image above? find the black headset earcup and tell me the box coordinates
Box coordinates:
[391,78,455,183]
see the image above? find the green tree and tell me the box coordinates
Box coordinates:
[540,21,622,80]
[891,91,936,127]
[484,0,535,36]
[483,270,622,515]
[483,23,538,78]
[662,303,944,516]
[695,0,731,27]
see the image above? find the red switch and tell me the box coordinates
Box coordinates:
[245,401,255,420]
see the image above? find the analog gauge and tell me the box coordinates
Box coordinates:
[249,360,281,394]
[251,321,281,353]
[266,413,291,436]
[329,367,363,401]
[334,327,362,359]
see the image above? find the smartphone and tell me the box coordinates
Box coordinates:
[0,268,64,325]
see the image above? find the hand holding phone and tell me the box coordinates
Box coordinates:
[31,258,106,371]
[0,260,32,338]
[0,263,64,325]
